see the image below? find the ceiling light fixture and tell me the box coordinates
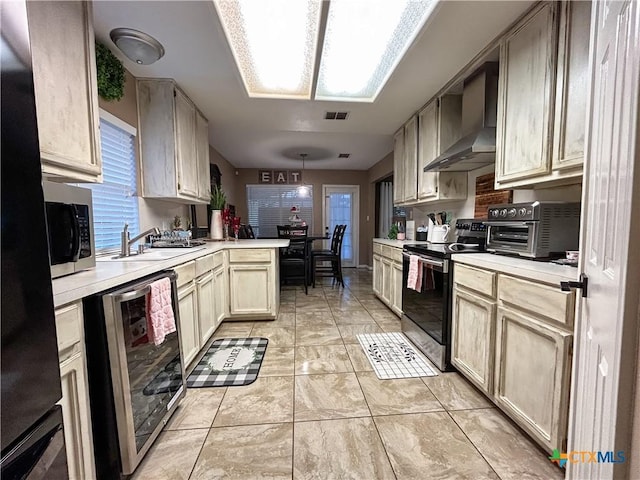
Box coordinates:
[297,153,310,197]
[315,0,437,102]
[110,28,165,65]
[214,0,437,102]
[213,0,321,99]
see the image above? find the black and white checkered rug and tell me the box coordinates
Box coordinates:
[187,337,268,387]
[357,332,438,380]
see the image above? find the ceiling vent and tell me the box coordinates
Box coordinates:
[324,111,350,120]
[338,153,351,158]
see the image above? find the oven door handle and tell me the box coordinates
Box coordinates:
[402,252,445,269]
[483,221,536,227]
[111,285,152,303]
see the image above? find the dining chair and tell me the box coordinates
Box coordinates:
[277,225,309,294]
[311,224,346,288]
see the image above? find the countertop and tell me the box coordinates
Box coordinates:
[451,253,579,284]
[373,238,429,248]
[52,239,289,308]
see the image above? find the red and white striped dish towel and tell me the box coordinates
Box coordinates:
[407,255,423,292]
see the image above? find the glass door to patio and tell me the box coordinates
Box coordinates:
[322,185,359,268]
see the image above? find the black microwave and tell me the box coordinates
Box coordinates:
[42,181,95,278]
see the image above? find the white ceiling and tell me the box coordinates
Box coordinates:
[92,1,533,170]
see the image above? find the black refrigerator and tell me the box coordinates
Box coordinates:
[1,1,68,478]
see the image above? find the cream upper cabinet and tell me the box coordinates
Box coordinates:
[551,0,592,172]
[417,96,467,203]
[174,88,199,198]
[393,129,405,204]
[494,306,572,453]
[137,79,209,204]
[196,110,211,201]
[496,2,559,185]
[227,249,278,319]
[403,116,419,203]
[54,302,96,480]
[451,286,496,395]
[27,0,102,183]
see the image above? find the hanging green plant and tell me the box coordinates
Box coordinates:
[95,42,125,101]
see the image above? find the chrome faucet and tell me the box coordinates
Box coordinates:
[120,224,161,257]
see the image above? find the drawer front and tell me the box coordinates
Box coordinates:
[212,250,224,269]
[373,242,383,255]
[454,264,496,298]
[174,260,196,287]
[229,249,271,263]
[195,254,214,277]
[55,302,82,360]
[381,245,402,262]
[498,275,575,327]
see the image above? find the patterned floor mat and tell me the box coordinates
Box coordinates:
[357,332,438,380]
[187,337,268,387]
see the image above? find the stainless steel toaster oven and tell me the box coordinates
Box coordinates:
[484,201,581,258]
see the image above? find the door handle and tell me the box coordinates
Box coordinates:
[560,273,588,298]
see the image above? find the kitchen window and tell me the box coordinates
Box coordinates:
[246,185,313,238]
[85,111,139,251]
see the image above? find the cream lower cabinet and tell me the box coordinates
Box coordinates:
[373,254,383,296]
[372,242,403,317]
[175,261,200,367]
[451,261,574,453]
[494,306,572,453]
[451,287,496,395]
[212,263,228,327]
[228,249,278,319]
[196,271,215,346]
[54,302,96,480]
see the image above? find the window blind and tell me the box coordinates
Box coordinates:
[246,185,313,238]
[86,118,139,250]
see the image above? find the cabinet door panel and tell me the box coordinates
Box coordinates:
[178,283,199,367]
[213,266,227,328]
[451,288,496,395]
[494,307,572,452]
[59,353,96,480]
[496,2,558,182]
[393,129,405,204]
[403,117,418,202]
[229,265,271,315]
[174,89,198,197]
[381,259,392,305]
[373,255,382,297]
[552,0,591,170]
[196,110,211,201]
[391,262,403,317]
[197,273,215,346]
[28,1,101,182]
[418,101,439,199]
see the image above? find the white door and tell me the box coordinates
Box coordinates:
[322,185,359,268]
[568,2,640,479]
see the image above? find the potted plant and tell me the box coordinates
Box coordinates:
[210,185,226,239]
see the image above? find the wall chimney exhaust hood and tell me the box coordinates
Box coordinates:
[424,63,498,172]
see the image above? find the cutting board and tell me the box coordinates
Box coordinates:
[474,173,512,219]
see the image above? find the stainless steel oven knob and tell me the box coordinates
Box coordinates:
[507,208,517,218]
[518,208,527,217]
[490,209,499,218]
[500,208,508,217]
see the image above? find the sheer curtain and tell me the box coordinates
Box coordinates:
[378,181,393,238]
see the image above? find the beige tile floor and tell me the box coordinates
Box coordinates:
[133,269,564,480]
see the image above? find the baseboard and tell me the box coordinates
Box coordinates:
[358,264,373,270]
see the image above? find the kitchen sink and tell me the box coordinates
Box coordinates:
[96,246,207,262]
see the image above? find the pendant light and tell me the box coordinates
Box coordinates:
[297,153,309,197]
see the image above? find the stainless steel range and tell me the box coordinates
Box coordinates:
[401,219,487,371]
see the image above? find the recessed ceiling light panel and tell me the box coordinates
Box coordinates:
[214,0,321,99]
[315,0,437,102]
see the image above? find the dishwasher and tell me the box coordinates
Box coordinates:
[83,270,186,479]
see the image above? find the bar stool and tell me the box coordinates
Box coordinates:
[277,225,309,294]
[311,225,346,288]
